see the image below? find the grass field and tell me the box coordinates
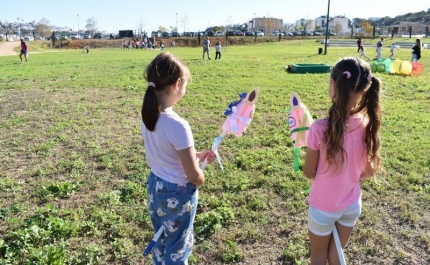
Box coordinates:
[0,38,429,264]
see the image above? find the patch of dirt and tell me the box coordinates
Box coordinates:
[0,41,19,56]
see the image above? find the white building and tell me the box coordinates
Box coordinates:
[294,19,316,32]
[314,16,350,34]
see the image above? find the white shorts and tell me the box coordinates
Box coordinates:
[308,198,361,236]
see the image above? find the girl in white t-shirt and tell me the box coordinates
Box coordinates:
[215,41,222,60]
[303,57,383,264]
[141,52,216,265]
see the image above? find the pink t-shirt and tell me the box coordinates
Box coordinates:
[141,111,194,184]
[307,115,368,212]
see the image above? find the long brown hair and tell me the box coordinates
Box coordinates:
[141,52,190,131]
[324,57,382,172]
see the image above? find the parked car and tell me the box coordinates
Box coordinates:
[329,32,337,36]
[245,31,254,36]
[93,32,103,39]
[304,31,313,36]
[70,33,82,40]
[83,33,92,39]
[255,31,264,37]
[282,31,293,36]
[270,31,283,36]
[312,31,323,36]
[183,32,193,37]
[226,30,235,36]
[151,31,159,37]
[204,31,214,36]
[234,31,245,36]
[23,36,34,41]
[60,34,68,40]
[171,32,181,37]
[161,32,171,37]
[214,31,224,37]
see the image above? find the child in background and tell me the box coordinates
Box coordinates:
[141,52,217,265]
[376,37,384,59]
[356,37,362,53]
[303,57,383,264]
[215,41,222,60]
[358,45,370,61]
[389,42,399,59]
[19,38,29,63]
[411,38,422,62]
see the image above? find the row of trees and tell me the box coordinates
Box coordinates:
[0,17,99,38]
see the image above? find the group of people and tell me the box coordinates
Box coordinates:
[357,37,423,62]
[202,36,222,60]
[141,51,383,264]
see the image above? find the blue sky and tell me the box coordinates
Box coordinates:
[2,0,429,33]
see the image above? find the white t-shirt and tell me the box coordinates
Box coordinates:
[141,111,194,184]
[215,44,221,52]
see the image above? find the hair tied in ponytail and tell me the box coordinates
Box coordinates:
[367,74,373,81]
[148,82,156,88]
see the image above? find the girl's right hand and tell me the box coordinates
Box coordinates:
[196,150,217,164]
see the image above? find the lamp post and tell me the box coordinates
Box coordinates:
[77,14,79,33]
[176,13,178,33]
[323,0,330,55]
[17,18,23,39]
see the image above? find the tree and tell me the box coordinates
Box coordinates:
[265,19,274,35]
[302,20,313,34]
[158,26,167,33]
[85,17,97,36]
[35,18,51,38]
[180,15,189,34]
[360,20,373,36]
[333,22,342,35]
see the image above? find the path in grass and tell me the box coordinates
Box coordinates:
[0,41,19,56]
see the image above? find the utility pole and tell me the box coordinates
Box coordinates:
[324,0,330,55]
[176,13,178,33]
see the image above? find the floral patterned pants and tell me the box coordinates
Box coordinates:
[146,172,198,265]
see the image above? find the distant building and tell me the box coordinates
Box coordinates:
[388,21,428,36]
[315,16,349,34]
[295,19,316,33]
[252,17,283,35]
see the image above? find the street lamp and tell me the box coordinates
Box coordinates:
[77,14,79,33]
[17,18,23,38]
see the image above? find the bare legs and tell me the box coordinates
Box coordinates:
[19,52,28,63]
[308,222,353,265]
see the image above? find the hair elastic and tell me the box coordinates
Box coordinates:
[367,74,373,81]
[148,82,156,88]
[343,71,351,79]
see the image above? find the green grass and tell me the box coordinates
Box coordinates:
[0,38,429,264]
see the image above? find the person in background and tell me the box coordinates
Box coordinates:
[215,41,222,60]
[303,57,383,265]
[356,37,362,53]
[376,37,384,59]
[202,36,211,60]
[411,38,422,62]
[358,45,370,61]
[388,42,399,59]
[141,52,217,265]
[19,38,29,63]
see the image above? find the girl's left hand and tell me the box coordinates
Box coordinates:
[197,150,217,164]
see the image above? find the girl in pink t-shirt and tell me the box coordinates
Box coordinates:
[303,57,383,264]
